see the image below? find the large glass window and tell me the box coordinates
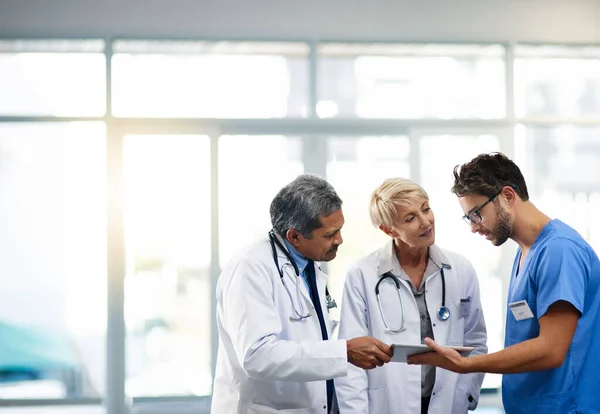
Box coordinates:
[218,135,303,265]
[112,41,309,118]
[9,37,600,411]
[418,132,502,388]
[516,125,600,253]
[318,44,505,119]
[326,136,410,319]
[515,45,600,117]
[0,40,106,116]
[0,122,106,399]
[123,135,212,397]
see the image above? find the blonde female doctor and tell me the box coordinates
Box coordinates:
[335,178,487,414]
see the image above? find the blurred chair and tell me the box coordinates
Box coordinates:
[0,321,84,398]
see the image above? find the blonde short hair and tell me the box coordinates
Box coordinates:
[370,178,429,228]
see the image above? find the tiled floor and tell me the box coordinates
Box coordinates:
[2,402,506,414]
[2,408,104,414]
[474,408,504,414]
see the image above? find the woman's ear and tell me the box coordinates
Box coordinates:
[379,224,395,238]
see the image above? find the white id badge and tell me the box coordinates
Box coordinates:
[509,300,535,321]
[460,297,471,318]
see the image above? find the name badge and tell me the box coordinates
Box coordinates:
[460,297,471,318]
[509,300,534,321]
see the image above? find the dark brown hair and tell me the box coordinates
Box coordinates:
[451,152,529,201]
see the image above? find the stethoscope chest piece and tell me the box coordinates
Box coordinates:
[326,295,337,310]
[437,306,451,321]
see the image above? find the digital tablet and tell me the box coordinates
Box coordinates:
[391,344,475,363]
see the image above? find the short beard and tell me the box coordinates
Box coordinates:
[491,201,512,246]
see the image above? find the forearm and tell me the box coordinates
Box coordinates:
[464,336,562,374]
[242,337,348,381]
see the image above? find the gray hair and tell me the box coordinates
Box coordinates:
[270,174,342,239]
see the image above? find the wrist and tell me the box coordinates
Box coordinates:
[462,354,478,373]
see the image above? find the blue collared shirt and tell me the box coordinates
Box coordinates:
[283,239,313,300]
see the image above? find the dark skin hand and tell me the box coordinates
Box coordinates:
[347,336,394,369]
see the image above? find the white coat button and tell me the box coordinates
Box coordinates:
[323,405,327,409]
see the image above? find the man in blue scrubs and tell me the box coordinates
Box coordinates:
[408,153,600,413]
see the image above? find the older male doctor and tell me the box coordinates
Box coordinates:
[335,178,487,414]
[211,174,393,414]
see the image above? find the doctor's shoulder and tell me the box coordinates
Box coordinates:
[219,240,276,281]
[342,249,383,285]
[220,239,263,267]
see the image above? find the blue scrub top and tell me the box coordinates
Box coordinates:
[503,219,600,413]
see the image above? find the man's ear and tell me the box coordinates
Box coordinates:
[286,228,302,247]
[501,185,518,205]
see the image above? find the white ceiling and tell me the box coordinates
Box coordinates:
[0,0,598,44]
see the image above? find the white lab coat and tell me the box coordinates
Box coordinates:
[335,241,487,414]
[211,235,348,414]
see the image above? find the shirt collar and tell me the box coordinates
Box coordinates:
[377,239,448,277]
[283,238,309,274]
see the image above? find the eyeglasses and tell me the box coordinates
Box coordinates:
[462,190,502,225]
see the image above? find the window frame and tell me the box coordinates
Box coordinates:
[3,38,600,413]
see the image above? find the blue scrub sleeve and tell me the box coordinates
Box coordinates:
[534,238,587,319]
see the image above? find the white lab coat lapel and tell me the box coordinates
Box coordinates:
[273,234,315,312]
[427,244,450,275]
[315,263,334,337]
[374,241,421,342]
[425,245,458,347]
[272,234,335,338]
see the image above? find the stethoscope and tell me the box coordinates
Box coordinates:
[375,262,451,333]
[268,230,337,321]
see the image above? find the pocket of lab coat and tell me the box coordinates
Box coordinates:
[446,300,465,346]
[451,387,471,414]
[246,403,313,414]
[367,387,388,413]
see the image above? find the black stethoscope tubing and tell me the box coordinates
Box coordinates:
[375,262,451,330]
[268,230,333,303]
